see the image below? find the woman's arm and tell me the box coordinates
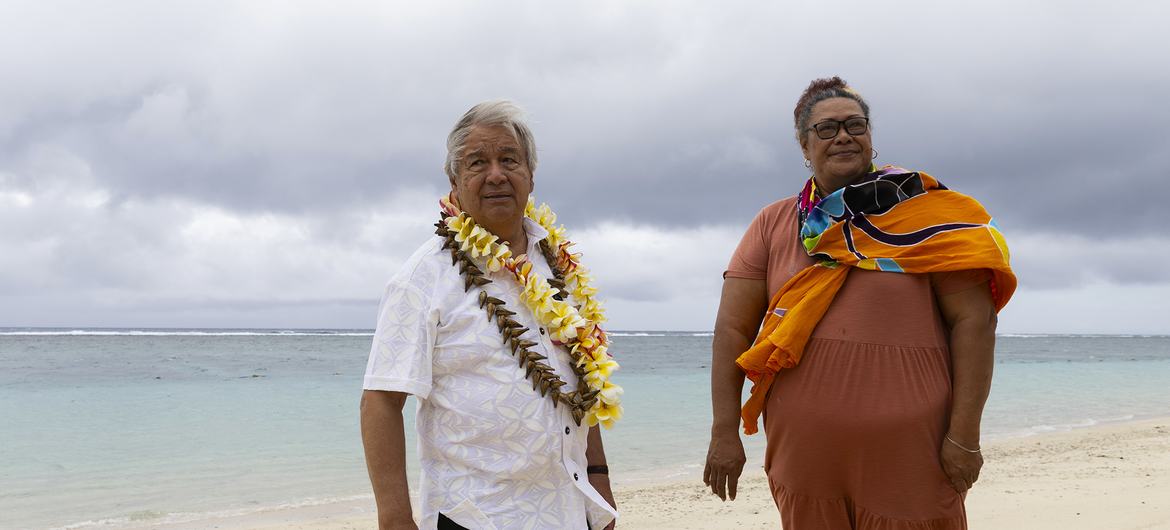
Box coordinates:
[935,279,998,492]
[704,277,768,501]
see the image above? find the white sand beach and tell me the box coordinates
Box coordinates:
[134,417,1170,530]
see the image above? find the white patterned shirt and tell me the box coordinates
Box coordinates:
[363,218,618,530]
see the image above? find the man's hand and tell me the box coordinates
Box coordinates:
[703,430,746,501]
[940,436,983,493]
[361,390,417,530]
[585,426,616,528]
[588,472,617,529]
[380,517,419,530]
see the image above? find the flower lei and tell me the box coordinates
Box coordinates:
[435,196,623,428]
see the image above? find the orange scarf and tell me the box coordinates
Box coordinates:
[736,167,1016,434]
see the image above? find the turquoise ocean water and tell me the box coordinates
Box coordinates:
[2,330,1169,529]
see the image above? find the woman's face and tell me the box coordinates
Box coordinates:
[800,98,873,190]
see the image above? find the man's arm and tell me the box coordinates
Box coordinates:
[935,281,997,493]
[704,277,768,501]
[360,390,417,530]
[586,425,617,529]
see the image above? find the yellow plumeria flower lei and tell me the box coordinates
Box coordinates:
[440,196,623,428]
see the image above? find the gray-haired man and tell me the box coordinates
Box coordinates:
[360,101,618,530]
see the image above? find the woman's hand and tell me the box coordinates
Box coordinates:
[705,278,766,501]
[934,276,996,495]
[940,436,983,493]
[704,431,746,500]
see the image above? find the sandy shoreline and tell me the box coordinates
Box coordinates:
[134,418,1170,530]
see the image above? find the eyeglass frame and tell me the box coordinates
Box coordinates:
[806,117,870,140]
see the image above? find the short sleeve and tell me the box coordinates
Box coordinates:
[930,269,991,297]
[363,278,437,398]
[724,210,770,280]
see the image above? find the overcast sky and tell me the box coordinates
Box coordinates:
[2,0,1167,333]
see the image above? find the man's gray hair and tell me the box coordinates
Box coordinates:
[444,100,538,184]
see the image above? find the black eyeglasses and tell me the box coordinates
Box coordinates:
[807,117,869,140]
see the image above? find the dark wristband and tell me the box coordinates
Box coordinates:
[586,465,609,475]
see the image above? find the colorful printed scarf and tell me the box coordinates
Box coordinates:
[735,166,1017,434]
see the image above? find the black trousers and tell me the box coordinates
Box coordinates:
[437,512,591,530]
[436,513,466,530]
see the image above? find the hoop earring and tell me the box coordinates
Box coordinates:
[803,159,812,169]
[871,148,879,160]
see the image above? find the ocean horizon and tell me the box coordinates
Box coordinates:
[2,328,1169,529]
[5,327,1169,337]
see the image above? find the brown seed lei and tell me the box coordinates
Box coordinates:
[435,213,601,426]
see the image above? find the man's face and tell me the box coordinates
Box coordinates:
[451,124,533,235]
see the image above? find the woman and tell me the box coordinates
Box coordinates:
[703,77,1015,529]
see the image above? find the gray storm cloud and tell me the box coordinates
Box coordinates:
[1,0,1168,330]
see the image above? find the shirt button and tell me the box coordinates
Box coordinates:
[565,426,570,435]
[573,473,579,481]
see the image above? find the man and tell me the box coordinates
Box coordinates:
[360,100,619,530]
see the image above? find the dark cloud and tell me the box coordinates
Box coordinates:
[3,1,1166,233]
[1,0,1168,330]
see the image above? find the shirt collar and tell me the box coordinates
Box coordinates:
[522,217,548,254]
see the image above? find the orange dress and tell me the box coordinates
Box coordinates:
[726,197,989,530]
